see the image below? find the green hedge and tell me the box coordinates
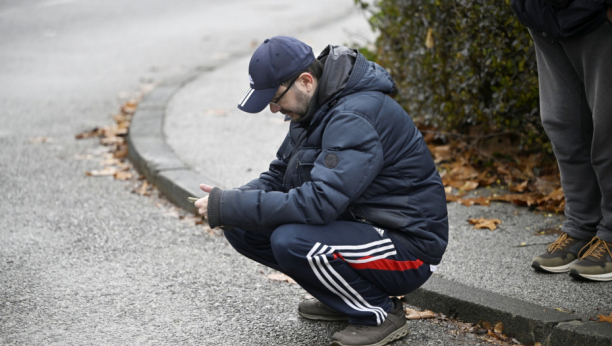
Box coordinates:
[355,0,548,153]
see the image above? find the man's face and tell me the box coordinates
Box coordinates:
[269,74,314,122]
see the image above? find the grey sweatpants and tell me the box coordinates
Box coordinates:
[530,21,612,243]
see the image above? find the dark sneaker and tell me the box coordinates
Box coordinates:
[298,298,349,321]
[569,237,612,281]
[330,297,408,346]
[532,233,589,273]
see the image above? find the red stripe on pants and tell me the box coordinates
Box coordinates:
[334,253,424,271]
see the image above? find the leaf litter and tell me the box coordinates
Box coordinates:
[403,302,524,345]
[422,126,564,214]
[420,126,565,231]
[77,98,137,180]
[75,85,217,235]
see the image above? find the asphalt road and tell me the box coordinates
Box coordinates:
[0,1,491,345]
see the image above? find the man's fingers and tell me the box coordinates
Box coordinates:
[196,184,212,217]
[199,183,214,193]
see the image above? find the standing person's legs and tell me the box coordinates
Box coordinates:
[530,29,601,241]
[529,23,612,279]
[529,29,598,273]
[561,22,612,244]
[560,22,612,280]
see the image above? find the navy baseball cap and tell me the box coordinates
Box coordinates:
[237,36,315,113]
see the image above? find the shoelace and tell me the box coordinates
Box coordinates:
[578,237,612,260]
[547,233,572,253]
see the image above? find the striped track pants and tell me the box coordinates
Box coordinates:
[223,221,433,326]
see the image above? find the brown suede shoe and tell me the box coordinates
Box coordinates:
[569,237,612,281]
[531,233,588,273]
[330,297,408,346]
[298,298,349,321]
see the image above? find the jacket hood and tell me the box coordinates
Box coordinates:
[318,45,396,104]
[300,45,396,125]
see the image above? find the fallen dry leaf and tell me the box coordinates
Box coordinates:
[534,343,542,346]
[444,186,453,194]
[509,180,529,193]
[597,313,612,323]
[433,145,451,163]
[405,308,436,320]
[460,181,479,191]
[446,194,463,202]
[85,167,117,176]
[100,136,124,146]
[469,218,502,231]
[75,128,100,139]
[555,307,572,313]
[114,146,128,159]
[114,171,133,180]
[265,272,297,284]
[482,321,492,330]
[494,321,504,333]
[137,180,149,195]
[477,170,497,186]
[121,100,139,115]
[460,196,491,207]
[492,193,536,207]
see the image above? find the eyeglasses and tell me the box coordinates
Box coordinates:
[269,76,298,112]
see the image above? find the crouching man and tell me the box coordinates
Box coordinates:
[195,36,448,346]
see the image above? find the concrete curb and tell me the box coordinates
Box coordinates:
[403,277,612,345]
[127,69,220,213]
[126,54,612,346]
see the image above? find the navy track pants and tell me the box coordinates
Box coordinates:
[223,221,432,326]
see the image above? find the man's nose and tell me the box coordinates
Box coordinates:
[269,103,280,113]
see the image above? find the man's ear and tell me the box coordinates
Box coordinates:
[299,72,315,93]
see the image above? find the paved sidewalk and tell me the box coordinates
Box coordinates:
[128,6,612,346]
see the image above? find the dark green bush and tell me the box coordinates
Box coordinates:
[355,0,548,152]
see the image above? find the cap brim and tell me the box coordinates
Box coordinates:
[237,86,279,114]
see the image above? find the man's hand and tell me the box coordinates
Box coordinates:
[608,7,612,22]
[194,184,214,218]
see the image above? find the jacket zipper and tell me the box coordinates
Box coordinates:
[283,138,307,187]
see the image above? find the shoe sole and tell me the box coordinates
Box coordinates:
[298,310,349,322]
[569,269,612,282]
[532,260,578,273]
[329,324,409,346]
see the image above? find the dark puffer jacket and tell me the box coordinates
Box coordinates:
[512,0,611,39]
[208,46,448,265]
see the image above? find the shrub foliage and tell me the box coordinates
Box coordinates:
[356,0,547,152]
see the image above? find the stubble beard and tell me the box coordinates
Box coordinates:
[288,88,311,122]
